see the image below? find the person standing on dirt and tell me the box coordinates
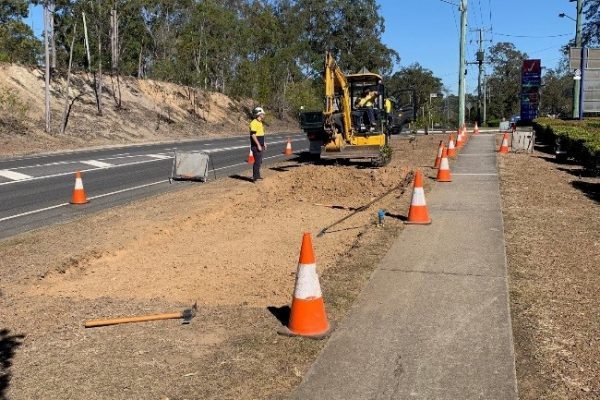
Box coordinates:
[250,107,267,182]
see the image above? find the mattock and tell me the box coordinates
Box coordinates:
[84,303,197,328]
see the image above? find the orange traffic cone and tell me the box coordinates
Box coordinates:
[474,122,480,135]
[498,132,510,154]
[456,130,464,149]
[283,138,293,156]
[278,233,331,339]
[406,170,431,225]
[70,171,89,204]
[247,148,255,164]
[433,141,444,168]
[447,134,457,158]
[436,147,452,182]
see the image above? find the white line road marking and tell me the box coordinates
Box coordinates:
[147,154,172,159]
[0,139,304,187]
[0,150,305,222]
[0,170,32,181]
[0,202,69,222]
[81,160,112,168]
[0,180,168,223]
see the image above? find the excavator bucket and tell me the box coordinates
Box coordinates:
[321,144,382,160]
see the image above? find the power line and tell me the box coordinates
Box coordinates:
[487,0,493,43]
[494,32,571,38]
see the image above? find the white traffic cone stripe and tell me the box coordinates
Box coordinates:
[440,157,449,169]
[437,146,443,157]
[74,178,84,190]
[411,187,427,206]
[448,140,455,149]
[502,137,508,146]
[294,263,322,299]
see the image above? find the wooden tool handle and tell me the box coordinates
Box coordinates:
[85,312,182,328]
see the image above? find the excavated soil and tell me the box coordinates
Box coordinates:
[0,134,439,399]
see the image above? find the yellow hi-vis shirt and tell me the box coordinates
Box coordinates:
[384,98,392,113]
[250,119,265,146]
[358,91,377,107]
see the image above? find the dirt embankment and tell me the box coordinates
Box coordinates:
[0,63,297,157]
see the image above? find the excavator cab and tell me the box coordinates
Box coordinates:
[299,52,390,164]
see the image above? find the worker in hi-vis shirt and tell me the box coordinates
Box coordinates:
[249,107,267,182]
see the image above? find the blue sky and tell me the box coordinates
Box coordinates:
[379,0,580,94]
[26,1,581,95]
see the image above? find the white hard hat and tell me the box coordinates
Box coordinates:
[253,107,265,116]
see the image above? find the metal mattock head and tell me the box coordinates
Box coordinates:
[181,302,198,324]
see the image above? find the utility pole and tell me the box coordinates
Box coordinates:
[572,0,583,118]
[458,0,467,127]
[476,29,484,125]
[43,2,51,133]
[483,75,487,124]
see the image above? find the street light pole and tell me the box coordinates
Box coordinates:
[564,0,584,118]
[458,0,467,127]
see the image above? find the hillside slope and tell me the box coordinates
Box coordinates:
[0,63,297,157]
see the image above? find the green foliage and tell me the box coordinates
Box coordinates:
[534,117,600,167]
[0,0,40,64]
[583,0,600,46]
[4,0,399,119]
[0,88,29,131]
[284,80,321,113]
[387,63,442,111]
[486,42,527,121]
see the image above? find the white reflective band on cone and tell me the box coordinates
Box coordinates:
[294,263,322,299]
[440,158,449,169]
[411,187,427,206]
[74,178,84,190]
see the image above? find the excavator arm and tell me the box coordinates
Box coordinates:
[323,51,352,144]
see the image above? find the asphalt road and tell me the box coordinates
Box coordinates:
[0,132,307,240]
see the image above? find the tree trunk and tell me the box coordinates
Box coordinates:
[137,42,144,78]
[60,24,77,134]
[50,0,56,70]
[110,5,121,108]
[44,3,51,133]
[96,0,103,116]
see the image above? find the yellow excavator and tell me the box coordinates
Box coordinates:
[299,51,390,164]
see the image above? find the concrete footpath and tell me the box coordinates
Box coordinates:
[291,134,518,399]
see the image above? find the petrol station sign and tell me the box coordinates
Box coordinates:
[520,59,541,121]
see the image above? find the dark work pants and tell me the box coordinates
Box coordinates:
[251,146,263,180]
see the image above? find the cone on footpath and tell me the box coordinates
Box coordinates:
[278,233,332,339]
[283,138,293,156]
[498,132,510,154]
[474,121,480,135]
[247,148,255,164]
[447,134,457,158]
[405,170,432,225]
[436,147,452,182]
[433,141,444,168]
[455,130,464,149]
[70,171,89,204]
